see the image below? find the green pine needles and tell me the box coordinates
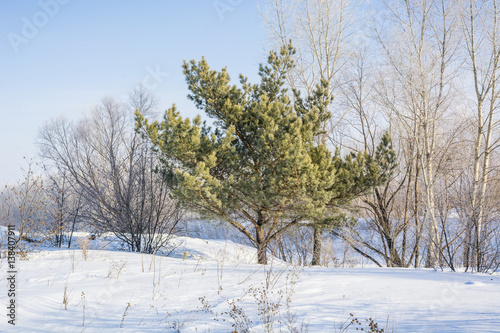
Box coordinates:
[136,44,394,264]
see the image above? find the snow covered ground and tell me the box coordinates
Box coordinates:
[1,233,500,332]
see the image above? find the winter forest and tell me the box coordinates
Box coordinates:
[2,0,500,332]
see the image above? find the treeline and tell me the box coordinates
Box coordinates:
[1,0,499,272]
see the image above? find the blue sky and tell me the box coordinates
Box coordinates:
[0,0,267,184]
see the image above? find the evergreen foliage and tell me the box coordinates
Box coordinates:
[136,45,394,264]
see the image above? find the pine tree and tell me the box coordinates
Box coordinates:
[136,45,394,265]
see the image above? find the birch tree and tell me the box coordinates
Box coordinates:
[460,0,500,271]
[374,0,460,267]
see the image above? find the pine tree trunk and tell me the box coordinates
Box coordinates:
[311,225,322,266]
[256,225,268,265]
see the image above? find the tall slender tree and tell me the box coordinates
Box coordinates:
[460,0,500,271]
[374,0,460,267]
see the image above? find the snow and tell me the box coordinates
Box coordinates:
[1,233,500,332]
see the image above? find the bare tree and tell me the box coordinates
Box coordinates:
[374,0,461,267]
[43,169,86,248]
[38,93,182,254]
[129,83,159,116]
[459,0,500,272]
[333,49,413,268]
[262,0,361,139]
[0,158,48,253]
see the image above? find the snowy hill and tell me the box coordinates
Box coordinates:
[1,233,500,332]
